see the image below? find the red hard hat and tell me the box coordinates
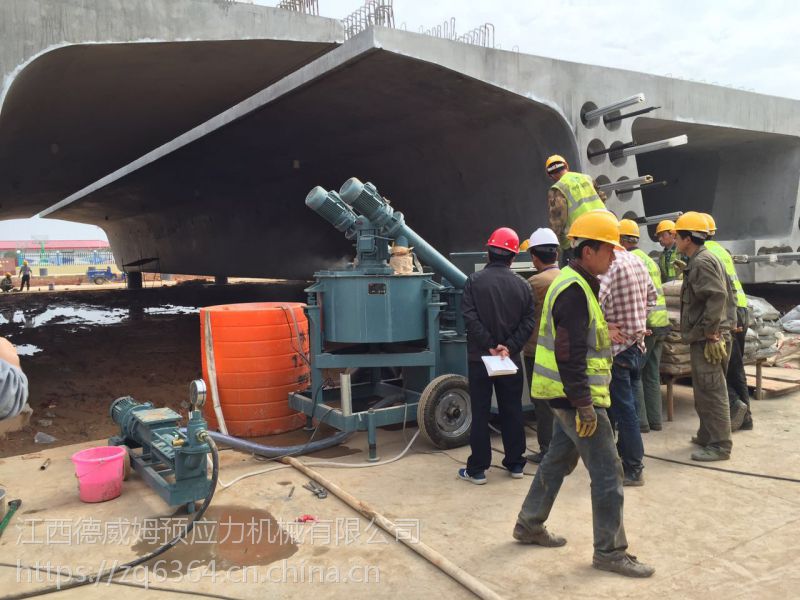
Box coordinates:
[486,227,520,254]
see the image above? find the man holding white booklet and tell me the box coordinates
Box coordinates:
[458,227,536,485]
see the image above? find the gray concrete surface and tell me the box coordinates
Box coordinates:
[1,382,798,599]
[1,5,799,282]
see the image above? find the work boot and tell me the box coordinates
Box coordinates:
[639,424,650,433]
[730,400,748,431]
[690,436,706,446]
[649,422,663,431]
[593,553,655,578]
[740,414,754,430]
[623,471,645,487]
[691,447,730,462]
[513,523,567,547]
[525,451,546,464]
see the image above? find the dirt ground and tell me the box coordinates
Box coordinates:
[0,281,307,458]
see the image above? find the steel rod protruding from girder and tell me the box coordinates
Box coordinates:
[618,135,688,158]
[583,94,645,122]
[604,106,661,124]
[634,211,683,226]
[596,175,653,193]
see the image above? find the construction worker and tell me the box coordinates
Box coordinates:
[459,227,536,484]
[1,273,13,293]
[545,155,606,264]
[674,212,736,461]
[0,337,28,420]
[702,213,752,431]
[656,220,680,282]
[618,219,670,433]
[520,228,560,464]
[18,260,31,292]
[599,219,657,487]
[514,211,655,578]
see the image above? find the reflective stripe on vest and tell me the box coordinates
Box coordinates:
[705,241,748,308]
[631,249,670,328]
[531,266,613,407]
[551,172,605,249]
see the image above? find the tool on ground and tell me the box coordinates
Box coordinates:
[302,480,328,499]
[287,485,295,499]
[109,379,213,511]
[0,499,21,539]
[39,458,51,471]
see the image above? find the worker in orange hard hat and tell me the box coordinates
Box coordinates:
[655,219,680,282]
[18,260,32,292]
[544,155,608,265]
[459,227,536,485]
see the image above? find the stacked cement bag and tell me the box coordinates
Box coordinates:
[748,295,781,360]
[661,281,691,374]
[779,304,800,334]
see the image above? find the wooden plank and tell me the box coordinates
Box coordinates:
[745,365,800,383]
[746,375,800,398]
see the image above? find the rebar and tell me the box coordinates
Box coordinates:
[341,0,395,39]
[277,0,320,15]
[603,105,660,124]
[456,23,495,48]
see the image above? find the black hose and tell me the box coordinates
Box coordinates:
[643,453,800,483]
[4,434,221,599]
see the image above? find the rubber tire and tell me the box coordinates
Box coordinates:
[417,374,471,449]
[93,277,107,285]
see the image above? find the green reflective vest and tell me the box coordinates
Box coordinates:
[531,266,612,408]
[705,240,748,308]
[551,172,605,250]
[659,246,680,282]
[631,249,670,328]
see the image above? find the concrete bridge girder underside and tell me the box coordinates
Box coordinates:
[6,23,800,283]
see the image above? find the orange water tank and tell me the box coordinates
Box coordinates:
[200,302,309,437]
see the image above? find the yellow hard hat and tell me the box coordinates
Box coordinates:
[545,154,568,174]
[655,220,676,235]
[674,211,710,234]
[23,260,28,265]
[567,209,621,248]
[619,219,640,238]
[703,213,717,234]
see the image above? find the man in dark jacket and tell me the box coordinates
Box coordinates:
[459,227,536,485]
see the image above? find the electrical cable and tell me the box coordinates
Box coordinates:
[3,435,221,600]
[643,453,800,483]
[0,563,241,600]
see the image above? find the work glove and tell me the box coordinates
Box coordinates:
[575,405,598,438]
[673,258,687,271]
[703,339,727,365]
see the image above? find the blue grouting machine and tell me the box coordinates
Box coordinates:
[290,177,532,460]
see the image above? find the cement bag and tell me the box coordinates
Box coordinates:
[661,352,691,365]
[782,320,800,334]
[661,362,690,375]
[756,325,780,338]
[666,295,681,309]
[663,341,689,355]
[779,305,800,325]
[748,295,780,321]
[663,281,682,297]
[745,328,758,342]
[666,331,683,343]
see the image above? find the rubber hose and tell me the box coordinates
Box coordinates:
[202,393,406,459]
[6,434,221,600]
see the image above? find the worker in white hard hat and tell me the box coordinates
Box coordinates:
[544,154,607,265]
[519,228,560,464]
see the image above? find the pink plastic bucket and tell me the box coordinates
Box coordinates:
[71,446,126,503]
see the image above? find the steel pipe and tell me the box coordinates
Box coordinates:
[604,105,661,124]
[618,135,688,157]
[634,211,683,225]
[583,94,645,122]
[618,180,668,194]
[596,175,653,193]
[587,141,634,159]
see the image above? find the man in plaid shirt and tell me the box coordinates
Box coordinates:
[599,249,657,486]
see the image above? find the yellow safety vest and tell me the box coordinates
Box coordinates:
[631,249,670,328]
[531,266,612,408]
[551,172,605,250]
[705,241,748,308]
[659,246,680,282]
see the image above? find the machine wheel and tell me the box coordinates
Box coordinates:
[93,276,107,285]
[417,374,471,449]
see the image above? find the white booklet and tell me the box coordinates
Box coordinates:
[481,355,519,377]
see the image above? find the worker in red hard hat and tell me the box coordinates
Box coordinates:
[545,155,607,265]
[458,227,536,485]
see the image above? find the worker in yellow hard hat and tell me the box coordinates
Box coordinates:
[674,211,736,462]
[544,155,607,264]
[618,219,670,434]
[515,210,655,578]
[701,214,752,431]
[1,272,13,293]
[18,260,32,292]
[654,219,680,282]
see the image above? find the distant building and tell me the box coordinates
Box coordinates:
[0,240,113,266]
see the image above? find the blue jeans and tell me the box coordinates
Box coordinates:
[516,407,628,560]
[609,344,645,477]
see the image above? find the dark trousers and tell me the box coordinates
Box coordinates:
[608,344,645,477]
[727,307,750,415]
[690,339,732,453]
[466,360,526,475]
[516,407,628,560]
[524,354,554,454]
[19,274,30,291]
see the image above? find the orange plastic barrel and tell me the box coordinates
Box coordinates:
[200,302,310,437]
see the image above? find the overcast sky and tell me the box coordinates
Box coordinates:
[3,0,797,241]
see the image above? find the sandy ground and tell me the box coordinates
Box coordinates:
[0,384,798,599]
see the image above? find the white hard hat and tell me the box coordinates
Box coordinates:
[527,228,559,248]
